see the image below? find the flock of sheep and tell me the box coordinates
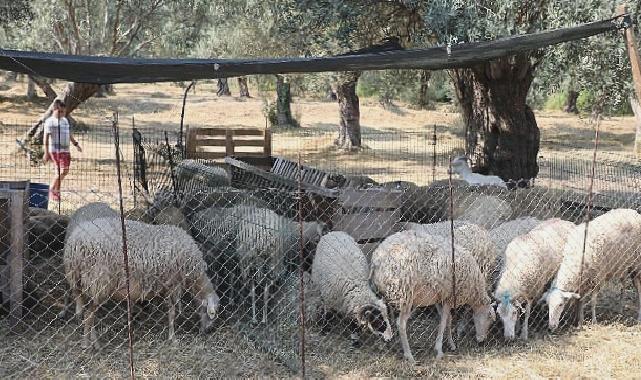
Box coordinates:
[55,157,641,365]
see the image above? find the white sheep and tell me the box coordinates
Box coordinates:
[489,217,542,260]
[405,221,498,285]
[233,207,298,324]
[370,230,495,362]
[545,209,641,330]
[449,156,507,188]
[456,194,512,230]
[66,202,118,237]
[63,217,220,349]
[311,231,393,345]
[494,218,575,340]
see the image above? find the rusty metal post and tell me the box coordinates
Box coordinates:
[577,117,601,327]
[297,152,306,378]
[432,125,437,183]
[113,112,136,379]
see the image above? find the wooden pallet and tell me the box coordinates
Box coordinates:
[331,188,404,255]
[186,127,271,160]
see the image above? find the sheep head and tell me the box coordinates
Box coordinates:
[547,288,579,331]
[449,156,472,175]
[495,293,522,340]
[357,302,393,342]
[472,303,496,342]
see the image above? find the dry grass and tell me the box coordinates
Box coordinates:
[2,80,641,377]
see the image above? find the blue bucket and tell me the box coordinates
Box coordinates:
[29,182,50,209]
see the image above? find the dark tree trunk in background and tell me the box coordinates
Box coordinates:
[335,72,362,149]
[452,55,540,182]
[23,82,100,147]
[29,76,57,101]
[417,70,432,109]
[217,78,231,96]
[95,84,115,97]
[27,78,37,99]
[238,77,250,98]
[564,89,579,113]
[275,75,296,127]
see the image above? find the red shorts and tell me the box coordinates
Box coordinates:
[51,152,71,170]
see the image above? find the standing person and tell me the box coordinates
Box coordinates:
[43,99,82,201]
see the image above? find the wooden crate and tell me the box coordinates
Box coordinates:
[186,126,271,161]
[331,188,404,245]
[0,181,28,330]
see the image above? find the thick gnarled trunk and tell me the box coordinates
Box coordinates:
[335,72,362,149]
[564,89,579,113]
[217,78,231,96]
[275,75,296,127]
[452,55,540,183]
[238,77,250,98]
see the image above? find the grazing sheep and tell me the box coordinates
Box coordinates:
[449,156,507,188]
[234,207,298,324]
[405,221,498,286]
[489,217,542,259]
[545,209,641,330]
[456,194,512,230]
[370,230,495,362]
[311,231,393,345]
[494,218,575,340]
[174,159,231,188]
[63,217,220,349]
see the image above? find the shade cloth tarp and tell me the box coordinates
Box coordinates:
[0,17,624,84]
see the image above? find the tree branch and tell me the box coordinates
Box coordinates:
[28,76,58,101]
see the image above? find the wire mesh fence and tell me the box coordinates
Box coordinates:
[2,123,641,377]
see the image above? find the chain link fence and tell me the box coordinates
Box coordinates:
[2,124,641,376]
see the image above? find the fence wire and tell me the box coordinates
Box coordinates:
[2,130,641,377]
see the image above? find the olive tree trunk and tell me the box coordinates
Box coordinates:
[217,78,231,96]
[238,77,250,98]
[335,72,362,149]
[27,78,37,99]
[29,76,57,101]
[452,55,540,183]
[564,89,579,113]
[275,75,296,127]
[22,82,100,147]
[417,70,432,109]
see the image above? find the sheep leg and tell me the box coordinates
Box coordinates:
[250,278,257,324]
[435,304,450,360]
[262,280,271,324]
[397,302,415,364]
[83,302,99,350]
[446,309,456,351]
[520,301,531,340]
[590,292,598,324]
[633,274,641,321]
[168,294,177,341]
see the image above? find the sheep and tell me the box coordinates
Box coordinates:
[456,194,512,230]
[449,156,507,188]
[489,217,542,260]
[153,205,189,231]
[311,231,393,345]
[545,209,641,331]
[174,159,231,189]
[405,221,498,286]
[233,207,299,324]
[494,218,575,340]
[370,230,495,362]
[66,202,118,237]
[63,217,220,349]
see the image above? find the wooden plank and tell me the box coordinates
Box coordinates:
[8,190,26,330]
[231,139,270,147]
[225,129,234,157]
[190,128,265,136]
[225,157,339,197]
[190,152,227,159]
[186,128,197,156]
[192,138,227,147]
[339,189,403,209]
[332,210,402,241]
[263,129,272,156]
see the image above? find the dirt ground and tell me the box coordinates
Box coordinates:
[2,80,641,378]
